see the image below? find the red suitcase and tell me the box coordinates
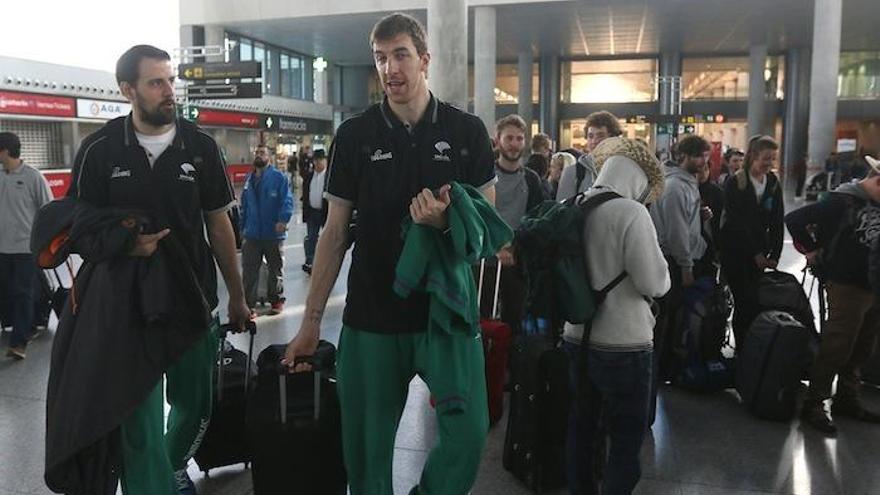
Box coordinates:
[478,259,512,426]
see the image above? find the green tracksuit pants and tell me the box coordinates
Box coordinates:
[337,325,488,495]
[119,321,219,494]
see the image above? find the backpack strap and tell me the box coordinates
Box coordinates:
[595,271,628,306]
[523,167,545,210]
[579,190,627,305]
[575,161,586,193]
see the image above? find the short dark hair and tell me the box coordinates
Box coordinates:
[0,132,21,158]
[724,147,744,161]
[677,135,711,158]
[495,114,528,136]
[116,44,171,85]
[531,133,551,153]
[370,13,428,56]
[585,111,623,137]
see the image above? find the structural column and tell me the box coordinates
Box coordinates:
[782,47,811,196]
[518,52,533,140]
[474,6,497,132]
[428,0,468,110]
[807,0,842,180]
[203,25,226,63]
[658,52,681,116]
[657,52,682,158]
[538,54,559,142]
[748,44,768,136]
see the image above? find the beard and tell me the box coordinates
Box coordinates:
[253,157,268,169]
[137,94,175,127]
[500,149,522,163]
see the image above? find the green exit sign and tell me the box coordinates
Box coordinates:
[177,105,200,121]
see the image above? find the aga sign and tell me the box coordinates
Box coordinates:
[76,99,132,120]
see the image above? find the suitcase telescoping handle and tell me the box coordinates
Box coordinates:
[277,355,323,425]
[216,320,257,402]
[478,258,503,320]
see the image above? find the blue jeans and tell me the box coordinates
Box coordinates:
[304,215,322,265]
[0,254,37,348]
[563,341,653,495]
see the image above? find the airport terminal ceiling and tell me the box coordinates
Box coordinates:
[199,0,880,66]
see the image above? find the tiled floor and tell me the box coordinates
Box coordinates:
[3,199,880,495]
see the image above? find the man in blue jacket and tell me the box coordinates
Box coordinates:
[241,143,294,314]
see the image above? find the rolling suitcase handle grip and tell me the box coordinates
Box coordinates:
[277,355,323,425]
[478,258,503,320]
[216,320,257,402]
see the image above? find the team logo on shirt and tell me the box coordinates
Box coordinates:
[433,141,452,162]
[110,166,131,179]
[370,149,393,162]
[178,163,196,182]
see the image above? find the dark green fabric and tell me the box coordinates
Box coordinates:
[393,182,513,337]
[514,192,621,325]
[336,325,488,495]
[120,321,219,495]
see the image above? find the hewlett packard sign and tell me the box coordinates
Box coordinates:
[77,99,132,120]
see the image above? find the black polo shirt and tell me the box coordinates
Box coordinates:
[68,114,235,309]
[327,95,496,333]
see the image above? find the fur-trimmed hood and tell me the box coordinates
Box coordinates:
[590,136,665,204]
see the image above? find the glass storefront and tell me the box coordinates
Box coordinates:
[561,59,657,103]
[682,56,784,101]
[493,63,540,104]
[227,32,313,101]
[465,63,541,104]
[838,52,880,99]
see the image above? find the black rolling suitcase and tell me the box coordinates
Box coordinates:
[502,333,569,492]
[736,311,817,421]
[193,321,257,475]
[757,270,817,335]
[247,342,346,495]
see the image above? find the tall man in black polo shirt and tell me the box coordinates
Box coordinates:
[282,13,496,495]
[68,45,250,495]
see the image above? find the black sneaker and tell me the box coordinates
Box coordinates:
[302,263,312,275]
[800,401,837,435]
[832,396,880,423]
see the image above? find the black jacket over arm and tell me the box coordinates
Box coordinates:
[720,170,785,268]
[42,201,212,495]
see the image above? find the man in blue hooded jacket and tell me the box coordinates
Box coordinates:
[240,143,294,314]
